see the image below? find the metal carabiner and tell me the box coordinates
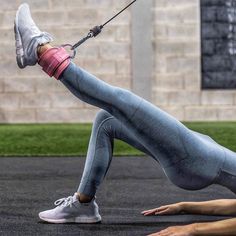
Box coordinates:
[61,44,77,59]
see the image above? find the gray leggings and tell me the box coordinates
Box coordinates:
[60,62,236,197]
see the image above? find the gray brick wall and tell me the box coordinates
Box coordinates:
[0,0,132,123]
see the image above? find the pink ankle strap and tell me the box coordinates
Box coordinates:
[38,47,70,80]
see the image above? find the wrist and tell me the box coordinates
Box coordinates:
[191,223,200,236]
[178,202,186,212]
[192,222,212,236]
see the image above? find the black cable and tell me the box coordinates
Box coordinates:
[71,0,137,52]
[102,0,137,27]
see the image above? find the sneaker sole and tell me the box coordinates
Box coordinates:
[39,215,102,224]
[14,4,26,69]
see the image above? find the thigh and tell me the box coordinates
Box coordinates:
[162,128,225,190]
[128,100,225,189]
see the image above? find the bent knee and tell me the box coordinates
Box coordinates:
[94,110,113,124]
[93,110,119,138]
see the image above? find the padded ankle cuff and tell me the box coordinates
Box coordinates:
[38,47,70,80]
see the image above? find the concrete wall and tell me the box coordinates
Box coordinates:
[0,0,236,123]
[152,0,236,121]
[0,0,132,123]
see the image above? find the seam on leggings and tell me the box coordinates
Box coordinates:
[175,124,190,159]
[163,125,189,168]
[176,125,194,160]
[80,116,115,194]
[128,98,144,121]
[177,124,188,158]
[211,147,226,185]
[162,124,189,168]
[62,64,86,101]
[74,68,85,100]
[60,75,85,102]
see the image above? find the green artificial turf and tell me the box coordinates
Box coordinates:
[0,122,235,157]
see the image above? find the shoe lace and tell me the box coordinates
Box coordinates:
[54,196,74,208]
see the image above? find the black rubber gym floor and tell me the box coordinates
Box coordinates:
[0,156,235,236]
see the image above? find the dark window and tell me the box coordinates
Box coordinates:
[201,0,236,89]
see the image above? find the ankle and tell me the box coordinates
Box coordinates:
[76,193,93,203]
[38,46,70,79]
[37,43,53,56]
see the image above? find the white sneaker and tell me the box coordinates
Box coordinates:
[38,194,101,224]
[14,3,53,68]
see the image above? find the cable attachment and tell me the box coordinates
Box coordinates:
[71,34,92,51]
[73,25,103,48]
[89,25,103,37]
[71,25,103,58]
[69,0,137,58]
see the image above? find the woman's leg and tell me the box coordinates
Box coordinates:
[59,61,236,195]
[59,62,225,191]
[78,110,154,199]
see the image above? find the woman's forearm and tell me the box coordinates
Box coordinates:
[181,199,236,215]
[194,218,236,235]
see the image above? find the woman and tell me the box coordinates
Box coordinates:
[15,3,236,236]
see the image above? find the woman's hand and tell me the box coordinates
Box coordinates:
[147,224,196,236]
[142,203,183,216]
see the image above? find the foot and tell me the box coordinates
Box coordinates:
[38,194,101,224]
[14,3,53,68]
